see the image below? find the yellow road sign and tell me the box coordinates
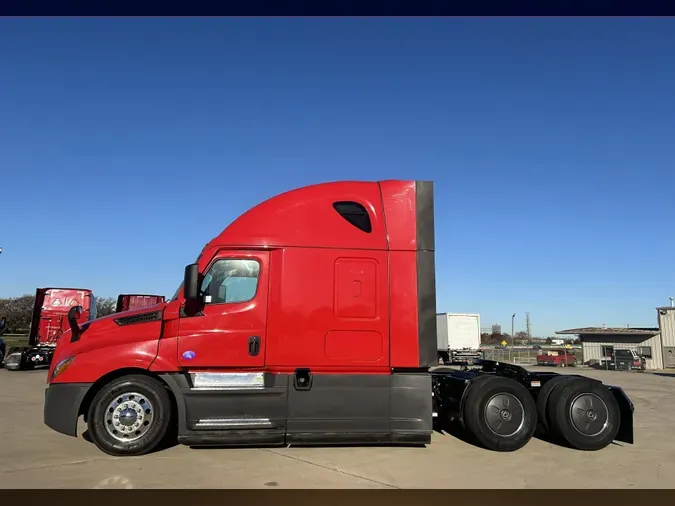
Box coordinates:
[501,340,507,346]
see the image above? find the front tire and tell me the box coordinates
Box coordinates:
[462,376,537,452]
[87,374,173,457]
[546,378,620,451]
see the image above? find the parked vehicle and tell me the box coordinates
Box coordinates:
[537,349,577,368]
[116,294,166,313]
[3,288,95,371]
[436,313,482,365]
[600,349,646,372]
[43,180,634,457]
[0,316,7,364]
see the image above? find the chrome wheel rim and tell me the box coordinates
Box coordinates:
[569,393,609,437]
[484,393,525,437]
[104,392,154,442]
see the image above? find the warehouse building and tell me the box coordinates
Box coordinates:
[556,304,675,370]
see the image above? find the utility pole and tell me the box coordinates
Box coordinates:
[511,313,516,362]
[525,312,531,341]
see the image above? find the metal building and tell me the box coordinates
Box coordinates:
[657,305,675,369]
[556,327,661,370]
[556,303,675,370]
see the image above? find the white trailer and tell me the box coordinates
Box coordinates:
[436,312,483,365]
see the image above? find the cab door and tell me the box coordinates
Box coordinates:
[176,250,286,444]
[177,251,269,369]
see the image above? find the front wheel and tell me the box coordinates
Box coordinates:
[87,374,173,457]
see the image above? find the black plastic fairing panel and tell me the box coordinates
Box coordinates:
[286,374,390,443]
[184,374,288,432]
[416,250,437,368]
[163,371,433,447]
[177,430,286,447]
[390,372,432,441]
[415,181,435,251]
[415,181,437,369]
[44,383,93,437]
[161,372,287,438]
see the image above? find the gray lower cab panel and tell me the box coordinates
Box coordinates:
[390,372,432,440]
[162,371,432,446]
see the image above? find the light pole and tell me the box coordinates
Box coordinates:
[511,313,516,362]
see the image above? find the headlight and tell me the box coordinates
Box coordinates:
[51,356,75,381]
[4,352,22,369]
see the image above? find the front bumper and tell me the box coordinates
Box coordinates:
[44,383,93,437]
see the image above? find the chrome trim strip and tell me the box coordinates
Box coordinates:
[195,418,271,428]
[191,372,265,390]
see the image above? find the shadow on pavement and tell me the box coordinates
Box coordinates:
[82,428,179,454]
[433,417,582,451]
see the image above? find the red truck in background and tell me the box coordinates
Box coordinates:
[537,349,578,368]
[116,294,166,313]
[42,180,635,457]
[3,288,95,371]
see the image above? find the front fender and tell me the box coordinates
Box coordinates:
[51,338,160,384]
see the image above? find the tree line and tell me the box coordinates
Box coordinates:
[0,294,117,334]
[0,293,584,345]
[481,331,581,346]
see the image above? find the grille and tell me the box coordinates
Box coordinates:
[114,310,162,327]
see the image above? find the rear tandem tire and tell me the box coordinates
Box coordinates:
[535,375,578,437]
[546,378,620,451]
[462,376,537,452]
[87,374,173,457]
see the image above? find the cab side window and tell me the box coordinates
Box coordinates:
[200,259,260,304]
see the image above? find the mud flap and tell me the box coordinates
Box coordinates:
[608,385,634,444]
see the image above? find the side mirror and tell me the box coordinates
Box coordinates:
[183,263,200,302]
[68,306,83,343]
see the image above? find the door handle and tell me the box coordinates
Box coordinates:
[248,336,261,356]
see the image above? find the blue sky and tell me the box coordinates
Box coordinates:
[1,18,674,337]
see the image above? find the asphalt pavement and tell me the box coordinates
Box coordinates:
[0,367,672,488]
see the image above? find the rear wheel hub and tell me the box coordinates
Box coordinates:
[570,393,609,437]
[484,393,525,437]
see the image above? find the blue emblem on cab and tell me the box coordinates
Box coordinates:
[182,350,195,360]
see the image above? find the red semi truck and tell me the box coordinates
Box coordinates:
[4,288,95,371]
[116,294,166,313]
[43,180,634,457]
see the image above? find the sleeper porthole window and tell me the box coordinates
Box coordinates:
[333,201,372,233]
